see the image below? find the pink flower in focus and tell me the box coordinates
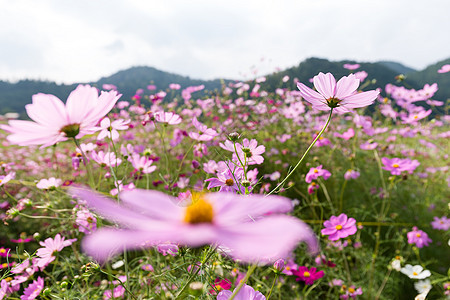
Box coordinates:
[438,64,450,73]
[91,151,122,167]
[431,216,450,231]
[217,284,265,300]
[71,187,318,263]
[236,138,266,165]
[343,64,360,70]
[95,118,130,141]
[20,277,44,300]
[305,165,331,183]
[296,72,379,113]
[407,227,432,248]
[35,234,76,269]
[381,157,420,175]
[321,214,357,241]
[292,266,324,285]
[188,117,218,141]
[205,168,245,193]
[0,85,121,148]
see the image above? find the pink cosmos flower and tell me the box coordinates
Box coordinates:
[359,141,378,150]
[381,157,420,175]
[292,266,324,285]
[0,172,15,186]
[305,165,331,183]
[437,64,450,73]
[128,154,156,174]
[431,216,450,231]
[235,138,266,165]
[169,83,181,90]
[354,71,368,82]
[36,177,62,190]
[71,187,318,263]
[296,72,379,113]
[217,284,265,300]
[205,168,245,193]
[407,227,432,248]
[334,128,355,140]
[340,286,363,299]
[188,117,219,141]
[154,111,182,125]
[401,109,432,125]
[20,277,44,300]
[343,63,360,70]
[103,285,125,299]
[95,118,130,141]
[35,234,77,269]
[321,214,357,241]
[76,208,97,234]
[0,85,121,148]
[344,169,360,180]
[91,151,122,167]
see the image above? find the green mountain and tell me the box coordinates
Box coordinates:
[1,57,449,117]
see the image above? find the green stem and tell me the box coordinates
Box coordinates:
[266,273,279,300]
[174,246,217,299]
[229,264,258,300]
[267,109,333,196]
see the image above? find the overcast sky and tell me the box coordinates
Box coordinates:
[1,0,449,84]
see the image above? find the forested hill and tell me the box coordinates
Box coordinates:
[1,57,449,117]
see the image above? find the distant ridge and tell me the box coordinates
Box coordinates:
[0,57,449,117]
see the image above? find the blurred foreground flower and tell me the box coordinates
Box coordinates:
[296,72,379,113]
[0,85,121,148]
[71,187,318,263]
[217,284,265,300]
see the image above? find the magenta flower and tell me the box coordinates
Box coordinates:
[344,169,360,180]
[407,227,432,248]
[296,72,379,113]
[431,216,450,231]
[188,117,218,141]
[292,266,324,285]
[217,284,265,300]
[381,157,420,175]
[20,276,44,300]
[35,234,77,269]
[0,85,121,148]
[340,286,363,299]
[321,214,357,241]
[71,187,318,263]
[305,165,331,183]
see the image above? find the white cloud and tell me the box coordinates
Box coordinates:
[0,0,449,83]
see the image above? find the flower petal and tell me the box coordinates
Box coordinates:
[313,72,336,99]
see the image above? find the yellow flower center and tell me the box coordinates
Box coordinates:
[0,249,5,253]
[1,263,7,268]
[413,272,418,276]
[416,233,421,238]
[0,179,3,184]
[225,179,234,186]
[303,271,311,277]
[348,287,355,293]
[414,115,418,119]
[184,194,214,224]
[392,163,399,168]
[313,169,319,173]
[335,225,343,230]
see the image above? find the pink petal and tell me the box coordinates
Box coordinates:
[341,90,379,108]
[335,74,360,99]
[296,82,328,107]
[313,72,336,99]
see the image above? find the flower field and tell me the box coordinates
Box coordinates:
[0,68,449,299]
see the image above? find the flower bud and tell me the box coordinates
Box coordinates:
[273,259,285,272]
[228,132,241,142]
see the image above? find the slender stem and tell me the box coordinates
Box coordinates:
[72,138,95,188]
[375,268,392,300]
[229,263,258,300]
[339,179,348,213]
[267,109,333,196]
[266,273,279,300]
[318,178,335,214]
[174,246,217,299]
